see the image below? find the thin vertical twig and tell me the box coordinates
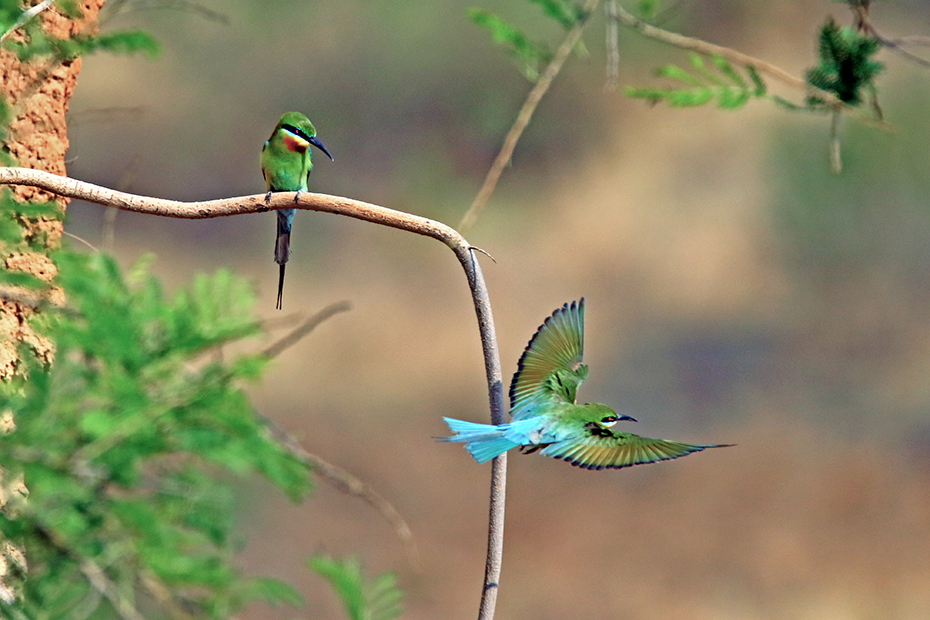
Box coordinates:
[102,155,142,253]
[830,108,842,174]
[457,0,600,236]
[457,254,505,620]
[604,0,620,91]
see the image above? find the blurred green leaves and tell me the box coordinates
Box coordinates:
[467,0,587,80]
[468,8,552,80]
[309,555,403,620]
[635,0,661,20]
[0,251,310,619]
[806,17,882,107]
[1,0,158,61]
[627,53,767,109]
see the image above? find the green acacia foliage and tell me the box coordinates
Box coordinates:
[309,555,403,620]
[806,17,883,106]
[626,53,767,109]
[0,0,158,158]
[0,0,158,62]
[467,0,586,80]
[0,251,310,619]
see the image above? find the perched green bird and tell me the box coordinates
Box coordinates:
[261,111,333,310]
[440,299,732,469]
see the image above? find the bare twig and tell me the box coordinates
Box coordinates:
[469,245,497,263]
[261,417,422,571]
[830,108,843,174]
[38,521,151,620]
[78,559,148,620]
[259,304,420,568]
[137,570,196,620]
[62,230,98,252]
[891,35,930,47]
[0,166,507,618]
[604,0,620,91]
[261,301,351,359]
[0,0,54,44]
[457,0,600,236]
[101,0,229,25]
[846,2,930,69]
[876,35,930,69]
[102,155,143,253]
[258,310,308,332]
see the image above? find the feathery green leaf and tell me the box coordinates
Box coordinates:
[628,53,769,110]
[309,555,403,620]
[467,8,551,80]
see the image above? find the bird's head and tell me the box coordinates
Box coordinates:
[597,413,637,428]
[272,111,334,161]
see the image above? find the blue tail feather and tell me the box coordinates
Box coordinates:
[465,436,520,463]
[439,417,520,463]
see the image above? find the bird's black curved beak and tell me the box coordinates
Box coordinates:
[618,414,637,422]
[309,135,334,161]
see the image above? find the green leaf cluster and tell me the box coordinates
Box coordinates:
[309,555,403,620]
[0,190,64,253]
[626,53,767,109]
[805,17,882,106]
[0,0,159,62]
[468,0,586,80]
[0,251,310,619]
[0,0,158,156]
[635,0,661,21]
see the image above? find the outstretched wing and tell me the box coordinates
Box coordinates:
[509,299,587,421]
[539,428,732,470]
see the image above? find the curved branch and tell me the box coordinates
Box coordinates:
[0,167,457,243]
[0,166,508,619]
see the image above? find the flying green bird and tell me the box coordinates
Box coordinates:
[440,299,732,470]
[261,111,333,309]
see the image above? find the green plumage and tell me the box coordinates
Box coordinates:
[442,299,732,469]
[261,112,333,309]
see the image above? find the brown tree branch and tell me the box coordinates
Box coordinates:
[0,166,508,619]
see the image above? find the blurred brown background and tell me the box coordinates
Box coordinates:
[63,1,930,618]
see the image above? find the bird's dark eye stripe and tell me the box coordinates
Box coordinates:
[601,415,617,423]
[281,124,312,142]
